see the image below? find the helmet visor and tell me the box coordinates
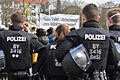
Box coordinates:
[115,43,120,53]
[70,44,91,71]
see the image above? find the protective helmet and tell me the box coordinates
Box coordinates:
[62,44,91,79]
[0,49,5,70]
[115,43,120,54]
[114,43,120,67]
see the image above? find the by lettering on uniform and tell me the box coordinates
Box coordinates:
[89,43,102,60]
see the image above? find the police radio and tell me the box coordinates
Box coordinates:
[0,49,6,71]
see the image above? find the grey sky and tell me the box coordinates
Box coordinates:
[80,0,120,5]
[65,0,119,6]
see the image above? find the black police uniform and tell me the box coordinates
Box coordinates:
[107,24,120,80]
[0,25,43,80]
[33,41,68,80]
[55,20,119,80]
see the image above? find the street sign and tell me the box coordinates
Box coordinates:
[24,12,30,16]
[24,5,30,9]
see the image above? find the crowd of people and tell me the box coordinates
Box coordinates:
[0,3,120,80]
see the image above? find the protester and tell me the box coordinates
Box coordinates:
[54,4,119,80]
[47,27,55,43]
[36,28,49,45]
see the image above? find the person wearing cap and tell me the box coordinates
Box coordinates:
[106,8,120,80]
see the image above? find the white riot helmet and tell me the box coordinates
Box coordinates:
[62,44,91,79]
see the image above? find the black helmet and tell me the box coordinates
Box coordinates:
[62,44,91,79]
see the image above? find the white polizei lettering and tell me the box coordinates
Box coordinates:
[89,34,93,40]
[7,37,11,41]
[18,37,22,41]
[85,34,89,40]
[85,34,105,40]
[14,37,17,41]
[23,37,26,41]
[17,37,20,41]
[11,37,14,41]
[7,36,26,42]
[118,37,120,42]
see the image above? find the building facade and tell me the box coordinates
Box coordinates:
[0,0,49,28]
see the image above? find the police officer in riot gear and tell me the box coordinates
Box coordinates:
[55,4,119,80]
[106,8,120,80]
[0,10,43,80]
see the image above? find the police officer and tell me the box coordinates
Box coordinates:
[33,24,70,80]
[0,10,43,80]
[106,8,120,80]
[55,4,119,80]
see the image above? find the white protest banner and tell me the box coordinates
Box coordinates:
[39,13,80,30]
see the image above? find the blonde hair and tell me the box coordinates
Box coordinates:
[55,24,70,43]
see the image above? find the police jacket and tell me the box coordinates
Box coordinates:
[0,24,43,71]
[109,24,120,42]
[33,41,68,80]
[108,25,120,70]
[55,20,119,75]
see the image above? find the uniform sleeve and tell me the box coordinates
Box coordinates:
[107,38,119,70]
[109,39,119,64]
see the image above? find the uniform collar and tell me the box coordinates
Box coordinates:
[83,20,99,28]
[9,24,23,31]
[109,24,120,31]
